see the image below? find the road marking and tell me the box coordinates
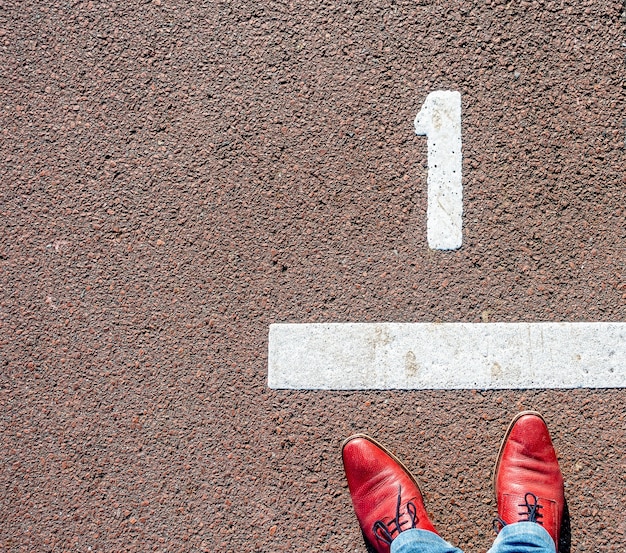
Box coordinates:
[268,322,626,389]
[414,91,463,250]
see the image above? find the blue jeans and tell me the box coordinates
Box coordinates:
[391,522,556,553]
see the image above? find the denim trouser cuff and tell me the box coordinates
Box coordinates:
[390,523,555,553]
[391,528,462,553]
[487,521,556,553]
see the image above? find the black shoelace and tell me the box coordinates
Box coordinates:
[372,485,419,545]
[493,492,544,534]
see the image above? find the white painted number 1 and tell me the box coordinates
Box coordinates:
[414,91,462,250]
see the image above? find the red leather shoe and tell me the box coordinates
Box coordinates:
[342,434,438,553]
[494,411,565,549]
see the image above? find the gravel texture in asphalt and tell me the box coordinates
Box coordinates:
[1,0,625,551]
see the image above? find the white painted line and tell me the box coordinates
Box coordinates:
[414,91,463,250]
[268,322,626,390]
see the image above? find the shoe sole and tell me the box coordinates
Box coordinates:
[341,433,426,497]
[492,410,546,491]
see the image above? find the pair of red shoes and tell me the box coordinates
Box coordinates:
[342,411,564,553]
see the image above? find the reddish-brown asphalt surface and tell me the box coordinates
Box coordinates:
[2,1,625,551]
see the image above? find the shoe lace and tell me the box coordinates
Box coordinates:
[493,492,544,534]
[372,485,419,545]
[519,492,544,524]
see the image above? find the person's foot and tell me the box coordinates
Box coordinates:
[494,411,565,549]
[342,434,437,553]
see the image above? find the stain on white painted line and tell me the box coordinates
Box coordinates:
[414,91,462,250]
[268,322,626,389]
